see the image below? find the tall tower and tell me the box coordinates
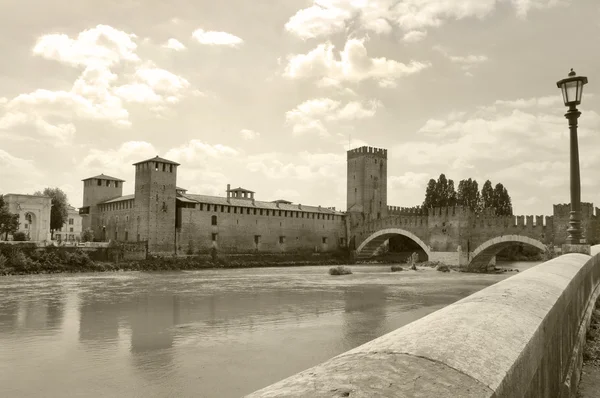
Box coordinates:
[347,146,388,222]
[133,156,179,253]
[80,174,124,234]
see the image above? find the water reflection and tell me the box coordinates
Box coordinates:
[342,286,388,349]
[0,264,537,398]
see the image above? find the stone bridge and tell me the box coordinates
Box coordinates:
[249,247,600,397]
[348,206,555,271]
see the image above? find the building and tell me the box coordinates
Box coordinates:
[54,205,83,242]
[3,194,52,241]
[79,156,346,254]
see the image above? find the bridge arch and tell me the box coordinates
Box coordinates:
[355,228,431,260]
[469,235,548,271]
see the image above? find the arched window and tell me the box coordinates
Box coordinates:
[211,215,217,226]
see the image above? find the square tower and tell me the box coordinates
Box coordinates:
[80,174,124,233]
[347,146,388,222]
[133,156,180,253]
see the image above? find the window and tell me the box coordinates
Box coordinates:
[125,231,128,241]
[227,206,231,213]
[106,180,110,186]
[234,207,237,214]
[137,234,140,242]
[254,235,261,244]
[97,179,102,186]
[69,218,74,225]
[322,237,327,244]
[247,208,250,214]
[260,209,263,216]
[279,236,285,244]
[200,203,204,211]
[340,238,346,246]
[115,182,119,188]
[70,228,73,232]
[354,188,357,193]
[155,162,159,171]
[221,205,224,212]
[212,233,218,241]
[211,215,217,226]
[162,163,166,172]
[170,165,173,173]
[253,209,257,215]
[278,210,281,216]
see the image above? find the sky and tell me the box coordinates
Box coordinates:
[1,0,599,216]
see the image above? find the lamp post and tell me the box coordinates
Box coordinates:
[556,68,588,249]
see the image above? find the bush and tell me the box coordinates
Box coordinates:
[391,264,403,272]
[13,232,28,241]
[329,266,352,275]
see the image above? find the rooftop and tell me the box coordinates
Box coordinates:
[132,156,180,166]
[99,194,135,204]
[228,187,255,193]
[81,174,125,182]
[179,193,344,215]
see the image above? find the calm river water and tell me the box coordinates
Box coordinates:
[0,261,539,397]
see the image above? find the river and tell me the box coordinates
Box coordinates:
[0,261,539,397]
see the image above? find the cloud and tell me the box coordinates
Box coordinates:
[434,46,488,73]
[284,38,430,87]
[81,141,158,176]
[283,0,567,40]
[284,4,351,39]
[240,129,260,140]
[285,98,382,136]
[165,139,239,167]
[163,38,186,51]
[246,151,346,180]
[32,24,140,68]
[402,30,427,43]
[192,29,243,47]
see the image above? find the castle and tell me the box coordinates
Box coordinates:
[78,146,600,255]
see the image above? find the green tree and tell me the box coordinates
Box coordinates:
[457,178,480,212]
[34,188,68,238]
[422,179,437,209]
[81,228,94,243]
[493,183,513,216]
[0,195,19,240]
[480,180,494,212]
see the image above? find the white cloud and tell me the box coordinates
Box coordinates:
[434,46,488,73]
[284,38,430,87]
[246,151,345,180]
[32,24,139,68]
[165,140,239,167]
[192,29,243,47]
[283,0,566,40]
[240,129,260,140]
[163,38,186,51]
[81,141,158,176]
[285,98,381,136]
[284,4,351,39]
[403,30,427,42]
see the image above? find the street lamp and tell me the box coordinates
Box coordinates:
[556,68,588,245]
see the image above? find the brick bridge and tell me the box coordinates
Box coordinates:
[349,206,558,271]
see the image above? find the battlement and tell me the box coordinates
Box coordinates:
[427,206,471,217]
[347,146,387,160]
[472,213,554,228]
[554,202,595,218]
[387,205,425,215]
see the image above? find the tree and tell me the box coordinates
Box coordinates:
[480,180,494,212]
[493,183,513,216]
[81,228,94,243]
[423,174,457,209]
[457,178,480,212]
[0,195,19,240]
[422,179,437,209]
[34,188,68,238]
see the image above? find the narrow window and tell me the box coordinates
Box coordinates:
[200,203,204,211]
[137,234,140,242]
[221,205,224,212]
[253,209,257,215]
[247,208,250,215]
[155,162,159,171]
[322,237,327,244]
[211,215,217,226]
[278,210,282,216]
[162,163,166,172]
[125,231,128,241]
[212,233,217,241]
[260,209,263,216]
[97,179,102,186]
[170,165,173,173]
[254,235,261,245]
[106,180,110,187]
[279,236,285,244]
[234,207,237,214]
[115,182,119,188]
[227,206,231,213]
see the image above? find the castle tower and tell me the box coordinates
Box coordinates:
[347,146,388,222]
[80,174,124,233]
[133,156,180,253]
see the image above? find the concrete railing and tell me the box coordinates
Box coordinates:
[247,252,600,397]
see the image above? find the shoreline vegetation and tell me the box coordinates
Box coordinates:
[0,244,541,276]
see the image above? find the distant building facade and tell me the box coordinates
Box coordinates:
[3,194,51,241]
[54,205,83,242]
[79,156,345,254]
